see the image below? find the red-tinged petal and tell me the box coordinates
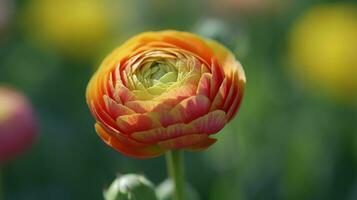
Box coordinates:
[95,124,164,159]
[112,64,121,85]
[209,61,224,100]
[210,78,229,111]
[115,83,135,103]
[158,134,209,150]
[171,95,211,124]
[103,95,135,118]
[125,99,178,114]
[156,89,211,127]
[160,84,196,101]
[116,113,161,134]
[91,101,119,132]
[157,111,181,127]
[186,137,217,151]
[226,79,245,121]
[125,100,156,113]
[131,123,195,144]
[222,72,237,112]
[151,100,177,112]
[191,110,226,135]
[196,73,211,97]
[96,123,147,148]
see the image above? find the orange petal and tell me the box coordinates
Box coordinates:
[116,113,161,134]
[160,31,214,63]
[210,78,229,111]
[87,73,106,110]
[171,95,211,124]
[151,100,177,112]
[157,111,181,127]
[222,71,238,112]
[205,39,243,76]
[191,110,227,135]
[131,123,195,144]
[159,84,197,102]
[196,73,211,97]
[95,123,164,159]
[90,101,119,133]
[158,134,208,150]
[125,100,156,113]
[226,79,245,121]
[205,39,246,100]
[103,95,135,118]
[205,39,231,63]
[114,83,135,103]
[125,99,180,115]
[186,137,217,151]
[209,61,224,100]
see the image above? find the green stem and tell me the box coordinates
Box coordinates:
[165,151,185,200]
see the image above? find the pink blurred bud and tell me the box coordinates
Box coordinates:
[0,86,37,164]
[0,0,14,35]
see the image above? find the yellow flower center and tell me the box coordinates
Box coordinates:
[135,59,178,88]
[123,49,208,100]
[120,48,209,100]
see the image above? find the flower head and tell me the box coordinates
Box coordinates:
[86,30,246,158]
[0,86,37,163]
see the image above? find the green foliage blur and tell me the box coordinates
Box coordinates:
[1,0,357,199]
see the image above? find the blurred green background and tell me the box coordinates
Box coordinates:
[1,0,357,199]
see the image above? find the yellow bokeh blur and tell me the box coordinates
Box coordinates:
[22,0,128,60]
[289,3,357,103]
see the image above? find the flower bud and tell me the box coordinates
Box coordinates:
[104,174,158,200]
[156,179,200,200]
[0,86,37,164]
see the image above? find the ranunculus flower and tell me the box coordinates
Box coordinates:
[0,86,37,163]
[86,30,246,158]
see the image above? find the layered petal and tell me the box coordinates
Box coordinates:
[95,124,164,158]
[86,30,246,159]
